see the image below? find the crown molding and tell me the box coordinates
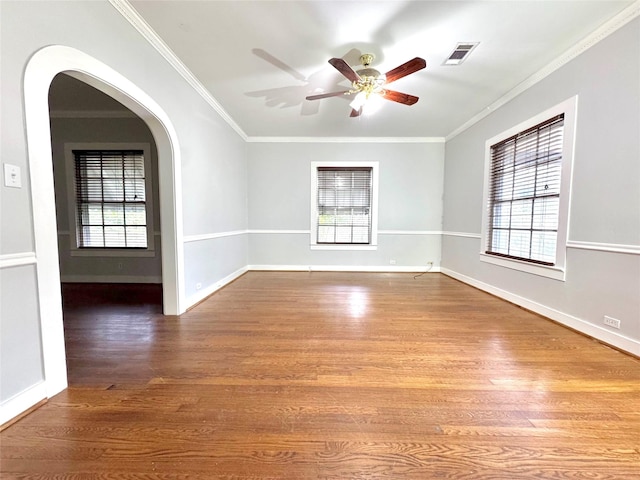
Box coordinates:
[111,0,638,145]
[246,136,445,143]
[108,0,248,141]
[446,0,640,142]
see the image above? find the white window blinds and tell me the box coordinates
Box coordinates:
[486,114,564,265]
[73,150,148,248]
[317,167,372,244]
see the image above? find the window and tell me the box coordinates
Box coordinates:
[310,162,379,249]
[486,115,564,264]
[73,149,148,249]
[481,97,577,280]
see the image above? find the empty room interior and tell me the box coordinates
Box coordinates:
[1,1,639,478]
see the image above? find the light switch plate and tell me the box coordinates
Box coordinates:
[4,164,22,188]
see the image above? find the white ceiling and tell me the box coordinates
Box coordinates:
[53,1,636,139]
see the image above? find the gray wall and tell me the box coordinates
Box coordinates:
[0,0,248,406]
[1,0,637,420]
[441,18,640,351]
[247,142,445,270]
[50,113,163,283]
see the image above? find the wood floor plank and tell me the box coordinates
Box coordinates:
[1,272,639,479]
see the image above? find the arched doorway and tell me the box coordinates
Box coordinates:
[24,45,185,399]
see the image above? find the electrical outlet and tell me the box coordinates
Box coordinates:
[603,316,621,329]
[196,282,202,291]
[390,259,396,265]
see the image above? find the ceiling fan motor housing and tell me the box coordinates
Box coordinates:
[353,67,386,96]
[354,55,386,96]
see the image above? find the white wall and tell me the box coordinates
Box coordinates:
[247,142,444,270]
[0,0,248,418]
[441,18,640,355]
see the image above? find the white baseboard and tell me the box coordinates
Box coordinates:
[185,266,249,308]
[60,275,162,284]
[0,381,47,426]
[248,264,440,273]
[441,267,639,356]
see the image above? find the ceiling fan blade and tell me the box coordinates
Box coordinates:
[350,107,362,117]
[382,89,420,106]
[305,90,350,101]
[328,57,361,83]
[384,57,426,84]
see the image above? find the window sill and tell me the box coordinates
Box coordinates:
[479,252,565,281]
[311,244,378,251]
[70,248,156,258]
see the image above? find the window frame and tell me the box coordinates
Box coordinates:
[310,161,379,250]
[64,143,155,257]
[480,96,577,281]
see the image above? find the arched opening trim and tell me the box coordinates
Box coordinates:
[24,45,185,398]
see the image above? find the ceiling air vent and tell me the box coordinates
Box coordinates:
[444,42,479,66]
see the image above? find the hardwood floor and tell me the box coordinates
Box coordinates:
[2,272,639,479]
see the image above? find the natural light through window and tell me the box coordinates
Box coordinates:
[311,161,379,250]
[70,148,152,250]
[480,97,577,280]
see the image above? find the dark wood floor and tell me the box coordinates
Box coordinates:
[2,272,639,479]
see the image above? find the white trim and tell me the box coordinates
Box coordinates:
[0,382,47,427]
[441,234,640,255]
[31,47,184,315]
[310,245,378,251]
[247,137,446,144]
[249,265,441,273]
[567,240,640,256]
[23,45,185,410]
[0,252,37,269]
[248,229,309,235]
[442,231,482,239]
[446,1,640,141]
[108,0,247,141]
[183,230,249,243]
[60,275,162,284]
[479,253,566,282]
[249,265,312,272]
[110,0,637,144]
[49,110,136,119]
[441,267,639,356]
[69,249,157,258]
[159,230,640,257]
[185,266,248,308]
[479,96,578,282]
[63,142,156,255]
[310,161,380,247]
[379,230,442,236]
[248,230,444,236]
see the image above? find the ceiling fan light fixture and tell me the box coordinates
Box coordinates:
[305,53,426,116]
[362,93,384,116]
[349,90,384,116]
[349,91,368,111]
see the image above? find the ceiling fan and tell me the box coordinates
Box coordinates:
[305,54,426,117]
